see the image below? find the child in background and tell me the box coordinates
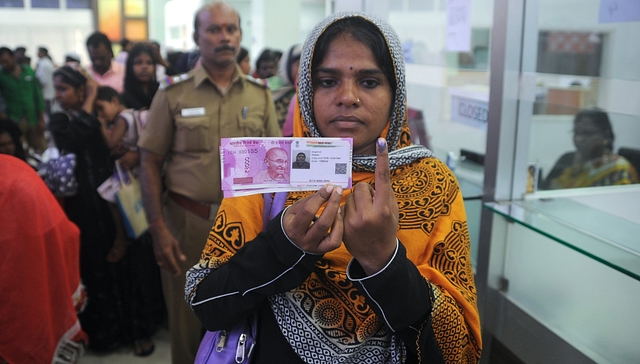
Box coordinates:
[95,86,145,173]
[94,86,145,262]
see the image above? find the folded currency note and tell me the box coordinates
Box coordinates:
[221,137,353,197]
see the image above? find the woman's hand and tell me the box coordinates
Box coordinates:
[81,74,99,114]
[282,184,344,255]
[85,76,99,98]
[342,138,399,275]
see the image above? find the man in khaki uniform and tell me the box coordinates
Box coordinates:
[138,2,280,363]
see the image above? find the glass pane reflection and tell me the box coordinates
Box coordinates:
[527,0,640,193]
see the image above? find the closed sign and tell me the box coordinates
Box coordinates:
[450,94,488,129]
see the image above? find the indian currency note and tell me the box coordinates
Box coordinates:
[220,137,352,196]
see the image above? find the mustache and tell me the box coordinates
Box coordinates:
[214,45,236,53]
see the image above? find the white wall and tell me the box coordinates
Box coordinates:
[160,0,325,71]
[0,7,93,66]
[148,0,172,46]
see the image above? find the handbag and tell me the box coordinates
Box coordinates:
[114,161,148,239]
[97,172,121,204]
[38,147,78,197]
[195,313,258,364]
[194,192,287,364]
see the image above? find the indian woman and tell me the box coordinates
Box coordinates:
[186,12,481,363]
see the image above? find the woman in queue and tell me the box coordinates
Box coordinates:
[49,64,126,352]
[121,42,160,110]
[186,12,481,363]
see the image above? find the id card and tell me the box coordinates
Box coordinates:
[220,137,352,195]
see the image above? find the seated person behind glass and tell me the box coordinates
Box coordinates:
[292,152,310,169]
[542,108,639,189]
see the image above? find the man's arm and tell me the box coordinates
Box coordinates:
[140,148,185,275]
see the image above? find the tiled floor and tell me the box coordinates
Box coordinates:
[79,329,171,364]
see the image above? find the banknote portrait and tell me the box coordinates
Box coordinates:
[254,147,290,184]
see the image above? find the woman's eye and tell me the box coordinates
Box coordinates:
[361,79,379,88]
[318,78,336,87]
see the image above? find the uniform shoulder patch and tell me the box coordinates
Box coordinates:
[159,73,191,90]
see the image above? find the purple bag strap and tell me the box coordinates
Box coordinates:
[262,192,287,231]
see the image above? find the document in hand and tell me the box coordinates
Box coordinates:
[220,137,353,197]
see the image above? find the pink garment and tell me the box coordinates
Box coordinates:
[88,60,125,93]
[282,95,296,137]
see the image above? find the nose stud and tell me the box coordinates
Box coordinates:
[356,97,360,103]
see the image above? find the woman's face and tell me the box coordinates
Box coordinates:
[312,33,392,156]
[573,116,607,160]
[239,54,251,75]
[133,52,155,83]
[0,131,16,156]
[54,75,83,111]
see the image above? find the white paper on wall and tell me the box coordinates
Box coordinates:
[446,0,472,52]
[599,0,640,23]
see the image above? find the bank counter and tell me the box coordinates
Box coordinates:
[481,186,640,363]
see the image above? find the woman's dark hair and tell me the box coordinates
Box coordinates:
[574,108,615,149]
[53,66,87,89]
[0,47,14,57]
[124,43,159,109]
[272,50,283,62]
[312,17,396,96]
[236,47,248,64]
[0,117,26,161]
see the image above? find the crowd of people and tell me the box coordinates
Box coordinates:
[5,1,635,364]
[0,2,303,363]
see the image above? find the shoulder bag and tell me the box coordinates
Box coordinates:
[194,192,287,364]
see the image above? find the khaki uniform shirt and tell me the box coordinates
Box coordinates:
[138,64,281,204]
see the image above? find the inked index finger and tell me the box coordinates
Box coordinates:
[374,138,393,203]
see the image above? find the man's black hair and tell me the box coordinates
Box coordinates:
[0,47,13,57]
[86,31,114,57]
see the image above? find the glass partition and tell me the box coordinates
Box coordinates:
[381,0,495,267]
[476,1,640,362]
[525,0,640,194]
[387,0,494,183]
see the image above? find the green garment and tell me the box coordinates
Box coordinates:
[0,65,45,126]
